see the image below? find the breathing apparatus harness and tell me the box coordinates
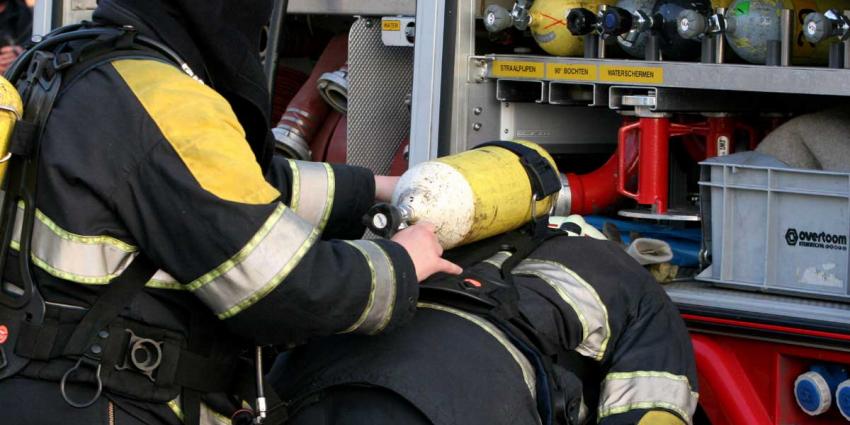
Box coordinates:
[0,23,260,425]
[417,141,596,425]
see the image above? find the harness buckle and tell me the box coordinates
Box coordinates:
[114,329,163,383]
[59,356,103,408]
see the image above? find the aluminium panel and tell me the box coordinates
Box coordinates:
[347,18,414,175]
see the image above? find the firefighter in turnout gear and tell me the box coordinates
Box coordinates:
[272,224,700,425]
[0,0,460,423]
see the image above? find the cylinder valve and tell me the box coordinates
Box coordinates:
[601,6,635,36]
[567,8,600,35]
[484,4,515,33]
[677,9,708,39]
[804,9,850,44]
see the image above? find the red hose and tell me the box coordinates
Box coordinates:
[565,152,621,215]
[271,66,309,125]
[325,115,347,164]
[691,334,773,425]
[310,111,342,162]
[275,35,348,153]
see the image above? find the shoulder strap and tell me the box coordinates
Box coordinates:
[62,254,158,358]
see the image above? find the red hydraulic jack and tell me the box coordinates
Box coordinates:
[616,112,758,221]
[617,112,702,221]
[684,114,758,161]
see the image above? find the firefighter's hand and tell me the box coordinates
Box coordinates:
[374,175,399,202]
[391,222,463,282]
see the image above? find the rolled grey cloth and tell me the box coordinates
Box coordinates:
[626,238,674,266]
[757,107,850,172]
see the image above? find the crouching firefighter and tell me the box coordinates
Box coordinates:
[0,1,462,424]
[271,142,700,425]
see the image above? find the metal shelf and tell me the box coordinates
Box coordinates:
[288,0,415,16]
[480,54,850,97]
[665,281,850,334]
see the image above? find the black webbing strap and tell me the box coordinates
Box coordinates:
[62,253,157,358]
[474,141,562,200]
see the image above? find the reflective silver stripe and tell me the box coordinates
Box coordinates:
[190,203,319,319]
[419,302,538,403]
[342,240,397,335]
[513,259,610,361]
[7,201,138,284]
[482,251,512,269]
[599,371,698,424]
[288,160,334,231]
[146,270,184,290]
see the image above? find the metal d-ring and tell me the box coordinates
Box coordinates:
[0,152,11,163]
[60,357,103,408]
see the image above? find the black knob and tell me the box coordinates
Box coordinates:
[600,6,633,36]
[364,203,405,239]
[567,8,598,35]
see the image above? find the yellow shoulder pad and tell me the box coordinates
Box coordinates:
[112,59,279,205]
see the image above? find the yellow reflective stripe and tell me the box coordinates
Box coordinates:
[31,208,136,252]
[145,270,184,290]
[342,240,396,335]
[1,195,184,288]
[599,371,699,425]
[112,59,279,205]
[287,160,335,232]
[10,240,120,284]
[287,159,301,211]
[201,404,232,425]
[513,259,610,361]
[168,398,231,425]
[7,202,138,284]
[419,302,538,401]
[168,399,184,421]
[190,203,319,319]
[185,203,286,291]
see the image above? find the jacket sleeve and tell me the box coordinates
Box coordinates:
[512,237,698,425]
[108,59,418,345]
[265,155,375,240]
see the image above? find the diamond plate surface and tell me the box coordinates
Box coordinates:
[348,18,414,174]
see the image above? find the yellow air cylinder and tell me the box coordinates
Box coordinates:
[530,0,617,56]
[0,77,21,185]
[392,141,564,249]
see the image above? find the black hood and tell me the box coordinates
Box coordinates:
[93,0,275,170]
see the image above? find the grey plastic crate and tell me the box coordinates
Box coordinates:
[698,152,850,302]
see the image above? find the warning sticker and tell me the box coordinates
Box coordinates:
[492,60,545,79]
[599,65,663,84]
[382,20,401,31]
[546,63,598,81]
[0,325,8,344]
